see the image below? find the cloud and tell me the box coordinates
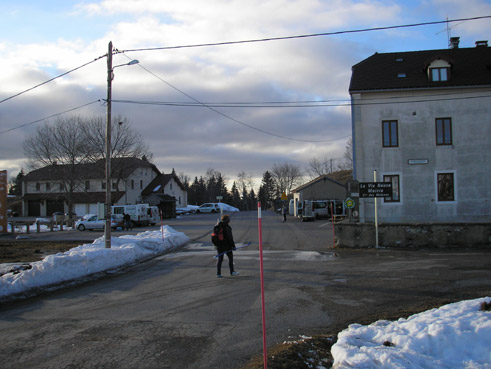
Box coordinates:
[1,0,490,188]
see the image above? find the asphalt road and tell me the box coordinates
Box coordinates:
[1,211,490,369]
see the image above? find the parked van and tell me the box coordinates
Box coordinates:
[312,200,346,219]
[147,206,160,226]
[302,200,315,221]
[112,204,151,226]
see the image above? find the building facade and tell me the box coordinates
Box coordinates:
[22,157,161,217]
[349,39,491,223]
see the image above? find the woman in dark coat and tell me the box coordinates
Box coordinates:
[216,214,239,278]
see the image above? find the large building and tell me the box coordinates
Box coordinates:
[349,38,491,223]
[22,157,187,217]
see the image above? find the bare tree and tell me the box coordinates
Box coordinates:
[271,162,303,196]
[343,137,353,169]
[84,115,151,162]
[24,116,91,213]
[23,115,152,213]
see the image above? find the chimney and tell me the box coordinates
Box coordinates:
[450,37,460,49]
[475,40,488,48]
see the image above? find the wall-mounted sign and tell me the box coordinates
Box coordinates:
[408,159,429,165]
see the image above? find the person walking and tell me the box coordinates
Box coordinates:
[282,205,287,222]
[123,213,132,231]
[215,214,239,278]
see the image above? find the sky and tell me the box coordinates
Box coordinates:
[1,223,490,367]
[1,0,490,189]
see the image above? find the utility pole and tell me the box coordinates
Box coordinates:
[105,41,113,249]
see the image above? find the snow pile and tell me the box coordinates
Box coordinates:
[331,297,491,369]
[0,225,189,298]
[218,203,239,212]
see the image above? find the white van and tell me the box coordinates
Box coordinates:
[302,200,315,221]
[147,206,160,226]
[112,204,151,226]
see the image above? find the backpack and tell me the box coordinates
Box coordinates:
[211,224,225,246]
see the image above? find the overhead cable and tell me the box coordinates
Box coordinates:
[118,16,491,53]
[0,54,106,105]
[0,100,101,135]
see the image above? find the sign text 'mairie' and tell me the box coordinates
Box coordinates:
[359,182,393,198]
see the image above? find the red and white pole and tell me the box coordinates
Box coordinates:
[258,201,268,369]
[160,210,164,242]
[330,202,336,248]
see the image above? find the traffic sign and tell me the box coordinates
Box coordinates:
[281,192,288,201]
[345,197,355,209]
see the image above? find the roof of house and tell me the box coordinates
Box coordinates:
[24,157,160,181]
[23,191,125,203]
[292,172,347,193]
[141,170,186,197]
[349,44,491,92]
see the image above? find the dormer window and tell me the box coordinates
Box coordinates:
[427,59,451,82]
[430,67,449,81]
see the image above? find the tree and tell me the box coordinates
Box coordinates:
[23,115,152,213]
[8,170,24,196]
[343,137,353,169]
[271,162,303,196]
[258,170,275,209]
[84,115,151,162]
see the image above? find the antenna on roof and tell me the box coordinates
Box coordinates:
[436,16,465,48]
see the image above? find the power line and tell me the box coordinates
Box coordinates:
[0,54,106,105]
[118,16,491,53]
[121,54,348,143]
[111,93,491,108]
[0,100,101,135]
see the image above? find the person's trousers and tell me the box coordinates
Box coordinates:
[217,251,234,275]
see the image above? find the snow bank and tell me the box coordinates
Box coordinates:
[331,297,491,369]
[0,226,189,298]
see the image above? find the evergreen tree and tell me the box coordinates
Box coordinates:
[231,182,241,209]
[259,170,275,209]
[8,170,24,196]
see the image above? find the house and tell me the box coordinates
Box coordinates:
[22,157,161,217]
[349,38,491,223]
[291,172,349,216]
[141,169,188,218]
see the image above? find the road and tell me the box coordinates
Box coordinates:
[1,211,490,369]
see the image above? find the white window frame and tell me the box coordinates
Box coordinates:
[435,170,457,204]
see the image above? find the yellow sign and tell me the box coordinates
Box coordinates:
[281,192,288,201]
[345,197,355,209]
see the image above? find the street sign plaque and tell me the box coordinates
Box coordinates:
[359,182,392,198]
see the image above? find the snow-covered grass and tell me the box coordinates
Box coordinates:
[331,297,491,369]
[0,225,189,298]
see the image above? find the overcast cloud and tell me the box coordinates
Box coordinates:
[1,0,490,188]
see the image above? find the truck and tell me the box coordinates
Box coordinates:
[112,204,159,227]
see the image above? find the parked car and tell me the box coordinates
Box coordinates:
[196,203,221,213]
[75,214,123,231]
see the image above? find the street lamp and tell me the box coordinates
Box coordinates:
[105,41,139,248]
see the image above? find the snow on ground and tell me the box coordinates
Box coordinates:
[1,225,489,368]
[331,297,491,369]
[0,226,189,298]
